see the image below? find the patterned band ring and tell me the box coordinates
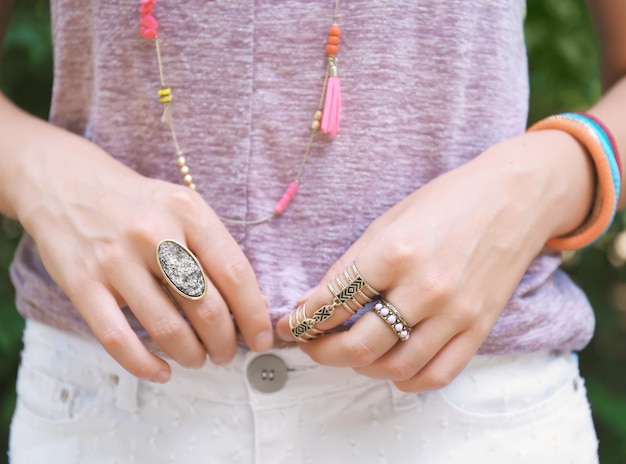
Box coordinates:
[326,261,380,315]
[156,239,207,300]
[290,261,380,341]
[289,304,324,342]
[373,300,412,341]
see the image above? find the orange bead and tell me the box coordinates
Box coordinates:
[325,44,339,56]
[328,24,341,37]
[327,35,340,45]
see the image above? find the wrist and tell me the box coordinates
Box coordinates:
[475,130,595,249]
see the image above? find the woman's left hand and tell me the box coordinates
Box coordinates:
[276,130,594,392]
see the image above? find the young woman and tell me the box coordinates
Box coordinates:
[2,1,625,462]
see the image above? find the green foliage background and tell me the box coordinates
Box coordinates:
[0,0,625,462]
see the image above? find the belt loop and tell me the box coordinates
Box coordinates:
[113,369,139,413]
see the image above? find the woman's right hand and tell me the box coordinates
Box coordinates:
[0,95,273,382]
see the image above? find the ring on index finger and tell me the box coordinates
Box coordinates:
[327,261,380,315]
[156,239,207,300]
[289,304,324,342]
[289,261,379,341]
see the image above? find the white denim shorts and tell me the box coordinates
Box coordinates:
[10,320,598,464]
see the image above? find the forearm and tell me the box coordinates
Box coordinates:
[0,93,51,219]
[588,75,626,209]
[472,129,594,246]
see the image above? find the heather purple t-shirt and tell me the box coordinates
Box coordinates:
[10,0,595,354]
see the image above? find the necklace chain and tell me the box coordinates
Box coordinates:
[139,0,342,225]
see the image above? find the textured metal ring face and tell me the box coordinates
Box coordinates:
[156,239,207,300]
[290,261,380,340]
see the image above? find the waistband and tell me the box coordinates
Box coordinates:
[20,320,578,414]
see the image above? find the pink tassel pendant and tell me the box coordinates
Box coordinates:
[321,65,341,137]
[320,23,342,137]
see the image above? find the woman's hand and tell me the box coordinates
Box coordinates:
[1,97,273,383]
[277,130,594,392]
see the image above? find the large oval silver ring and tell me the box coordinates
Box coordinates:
[156,239,207,300]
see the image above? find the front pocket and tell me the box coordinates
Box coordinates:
[434,352,581,422]
[15,362,108,425]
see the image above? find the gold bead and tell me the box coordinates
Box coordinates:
[311,120,320,131]
[183,174,193,185]
[177,156,186,168]
[180,165,190,176]
[189,183,197,191]
[314,110,323,121]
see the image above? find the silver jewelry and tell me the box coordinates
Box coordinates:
[156,239,207,300]
[373,300,411,341]
[290,261,379,340]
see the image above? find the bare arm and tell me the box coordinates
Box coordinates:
[0,10,273,380]
[276,2,626,392]
[586,0,626,208]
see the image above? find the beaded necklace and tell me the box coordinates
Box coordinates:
[138,0,342,225]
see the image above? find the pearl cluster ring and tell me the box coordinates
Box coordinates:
[373,300,412,341]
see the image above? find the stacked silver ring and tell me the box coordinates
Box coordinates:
[373,300,411,341]
[326,262,380,315]
[288,304,324,342]
[290,261,380,342]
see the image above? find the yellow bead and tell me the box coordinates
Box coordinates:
[159,95,173,104]
[180,165,190,176]
[177,156,186,168]
[158,88,172,96]
[183,174,193,185]
[189,183,197,191]
[314,110,323,121]
[311,120,320,131]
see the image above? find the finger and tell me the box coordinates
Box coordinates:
[181,286,238,366]
[353,313,460,381]
[298,311,399,367]
[276,257,384,341]
[110,263,207,369]
[302,195,412,291]
[392,331,478,393]
[186,220,273,352]
[73,282,172,383]
[152,237,238,364]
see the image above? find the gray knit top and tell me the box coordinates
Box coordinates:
[10,0,595,354]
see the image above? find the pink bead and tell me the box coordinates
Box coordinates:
[379,307,389,317]
[374,303,383,310]
[140,15,158,29]
[387,315,397,324]
[274,182,299,215]
[394,323,404,332]
[139,5,154,15]
[139,14,158,39]
[400,331,409,340]
[286,181,299,196]
[140,27,158,39]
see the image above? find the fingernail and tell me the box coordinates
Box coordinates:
[254,330,274,352]
[153,370,170,383]
[212,356,231,367]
